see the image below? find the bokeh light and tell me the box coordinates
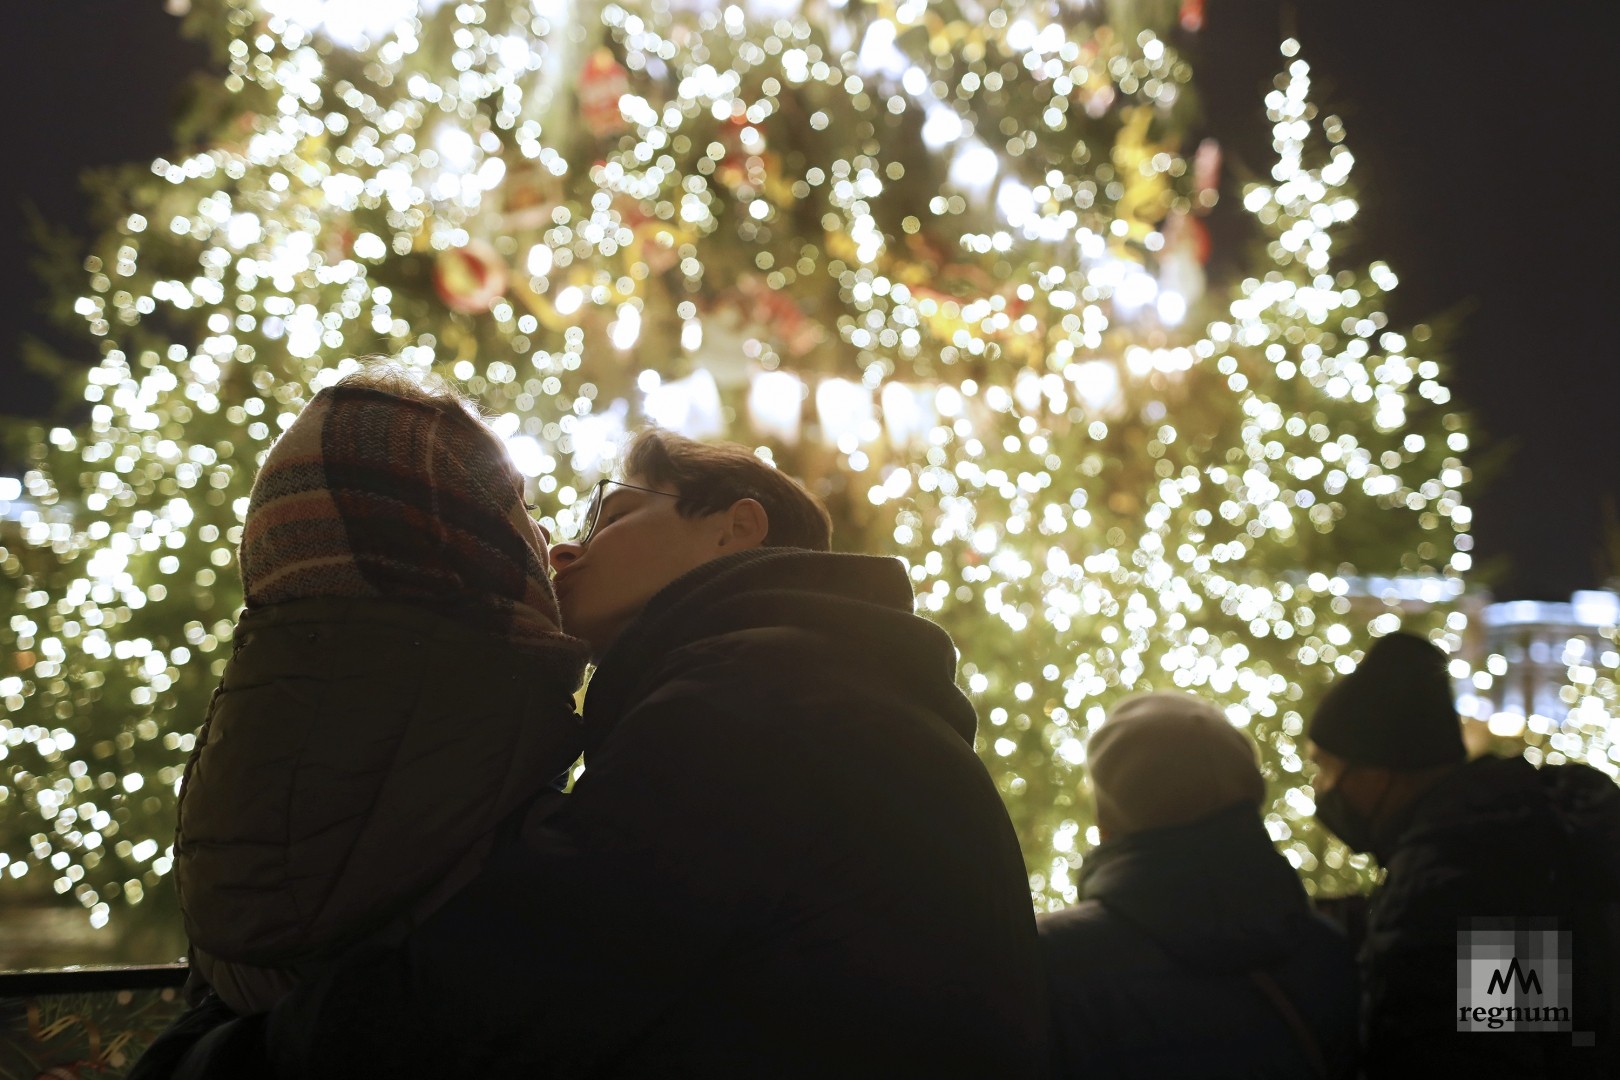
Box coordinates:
[3,1,1613,951]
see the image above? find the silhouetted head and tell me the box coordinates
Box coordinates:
[1087,691,1266,841]
[550,429,831,655]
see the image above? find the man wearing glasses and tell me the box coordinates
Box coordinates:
[217,429,1047,1077]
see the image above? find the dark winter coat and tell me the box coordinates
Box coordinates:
[173,596,582,1014]
[194,548,1046,1078]
[1359,754,1620,1079]
[1039,803,1359,1079]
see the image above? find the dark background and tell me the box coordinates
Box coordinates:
[3,1,1616,599]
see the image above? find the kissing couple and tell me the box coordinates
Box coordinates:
[133,365,1048,1078]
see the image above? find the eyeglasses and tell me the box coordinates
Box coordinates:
[568,478,684,546]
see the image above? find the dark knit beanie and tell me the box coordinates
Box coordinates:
[1309,631,1466,769]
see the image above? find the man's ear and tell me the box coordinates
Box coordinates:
[718,497,769,550]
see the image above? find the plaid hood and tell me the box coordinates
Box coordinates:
[240,381,585,674]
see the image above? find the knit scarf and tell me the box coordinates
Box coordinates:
[238,382,587,679]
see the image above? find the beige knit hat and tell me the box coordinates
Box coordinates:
[1087,691,1266,837]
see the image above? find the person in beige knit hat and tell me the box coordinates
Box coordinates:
[1088,692,1268,839]
[1038,691,1359,1080]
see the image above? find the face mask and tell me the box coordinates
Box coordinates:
[1315,780,1380,855]
[1315,764,1393,854]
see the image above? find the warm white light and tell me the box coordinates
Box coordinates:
[1013,369,1042,414]
[475,157,506,192]
[260,0,328,34]
[996,179,1036,230]
[569,400,629,474]
[1156,289,1187,325]
[1487,711,1527,738]
[816,378,876,447]
[1068,360,1121,415]
[505,435,548,477]
[433,124,477,173]
[610,305,641,350]
[554,286,584,316]
[757,0,806,16]
[921,102,963,150]
[1114,270,1159,312]
[224,213,261,250]
[497,34,531,72]
[855,19,909,81]
[1005,17,1038,53]
[352,232,387,260]
[948,138,998,202]
[880,381,935,447]
[644,369,724,439]
[747,370,805,445]
[8,6,1500,936]
[264,0,418,49]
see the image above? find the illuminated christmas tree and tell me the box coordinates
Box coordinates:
[2,0,1501,956]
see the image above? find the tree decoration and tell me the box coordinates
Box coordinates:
[577,47,631,141]
[7,3,1597,965]
[433,240,509,315]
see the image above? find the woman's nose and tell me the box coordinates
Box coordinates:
[550,542,582,570]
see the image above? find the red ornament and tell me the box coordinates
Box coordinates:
[1160,211,1209,309]
[578,48,631,140]
[323,224,356,263]
[1180,0,1205,32]
[1193,138,1222,199]
[502,157,563,232]
[734,274,821,357]
[1164,211,1212,265]
[434,240,509,315]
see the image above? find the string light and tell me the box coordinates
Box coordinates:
[7,3,1601,946]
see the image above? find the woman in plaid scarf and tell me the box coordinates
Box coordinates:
[166,366,588,1020]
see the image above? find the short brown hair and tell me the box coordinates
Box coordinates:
[622,429,832,551]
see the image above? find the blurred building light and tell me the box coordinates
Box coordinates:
[747,370,805,445]
[644,369,723,439]
[816,378,876,447]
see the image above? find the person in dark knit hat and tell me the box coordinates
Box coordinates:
[1039,692,1359,1079]
[1312,630,1467,778]
[1309,632,1620,1079]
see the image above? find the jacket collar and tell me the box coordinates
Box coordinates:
[582,548,977,748]
[1079,804,1312,972]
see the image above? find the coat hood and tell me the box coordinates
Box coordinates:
[1395,754,1548,844]
[175,596,582,967]
[240,382,585,667]
[1394,754,1620,893]
[584,548,978,746]
[1078,803,1313,974]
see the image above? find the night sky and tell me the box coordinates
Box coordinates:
[2,1,1615,600]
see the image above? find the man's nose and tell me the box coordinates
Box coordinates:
[550,542,583,571]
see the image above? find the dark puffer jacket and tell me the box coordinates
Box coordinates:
[1039,803,1359,1078]
[1360,755,1620,1079]
[233,548,1048,1078]
[174,596,583,1015]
